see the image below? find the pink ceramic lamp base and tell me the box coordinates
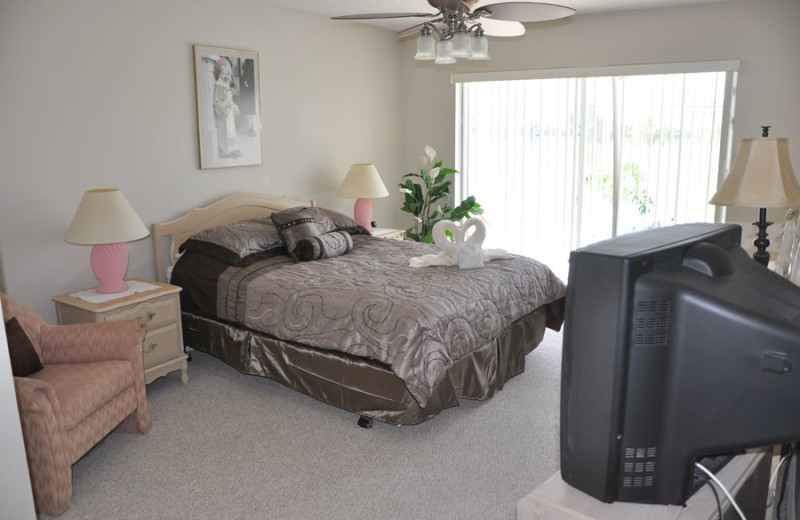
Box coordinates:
[90,242,130,294]
[353,198,375,231]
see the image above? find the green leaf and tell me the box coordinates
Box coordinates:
[449,196,478,220]
[433,169,451,184]
[428,182,452,200]
[413,183,424,202]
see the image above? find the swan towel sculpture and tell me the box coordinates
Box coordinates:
[408,218,512,268]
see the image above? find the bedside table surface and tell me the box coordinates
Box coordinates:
[372,228,406,240]
[52,278,181,312]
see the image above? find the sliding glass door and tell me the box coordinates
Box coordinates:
[455,63,737,274]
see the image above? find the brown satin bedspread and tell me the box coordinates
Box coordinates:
[206,236,566,407]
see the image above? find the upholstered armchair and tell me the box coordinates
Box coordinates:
[2,293,151,516]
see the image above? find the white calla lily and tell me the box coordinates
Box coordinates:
[399,187,412,195]
[425,145,437,163]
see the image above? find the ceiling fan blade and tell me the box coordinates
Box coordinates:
[398,15,524,38]
[428,0,472,13]
[332,12,435,20]
[478,2,575,22]
[474,17,525,37]
[397,22,429,39]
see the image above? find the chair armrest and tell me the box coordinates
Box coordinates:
[14,376,64,433]
[38,321,147,373]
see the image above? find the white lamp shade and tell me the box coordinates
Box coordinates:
[435,39,456,65]
[65,189,150,245]
[469,35,490,60]
[415,32,436,60]
[710,138,800,208]
[336,164,389,199]
[452,31,471,58]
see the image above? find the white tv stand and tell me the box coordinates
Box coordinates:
[517,449,770,520]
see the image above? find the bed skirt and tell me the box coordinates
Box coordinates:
[181,307,548,425]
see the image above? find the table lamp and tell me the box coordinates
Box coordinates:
[65,189,150,293]
[336,163,389,231]
[710,126,800,266]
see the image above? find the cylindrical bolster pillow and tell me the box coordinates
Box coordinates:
[296,231,353,261]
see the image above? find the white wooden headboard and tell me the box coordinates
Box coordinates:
[151,192,316,283]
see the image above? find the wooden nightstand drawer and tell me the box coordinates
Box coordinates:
[53,279,188,385]
[142,323,181,369]
[104,295,178,329]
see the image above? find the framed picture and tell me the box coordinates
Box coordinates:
[193,45,262,169]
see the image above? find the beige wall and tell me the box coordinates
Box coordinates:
[2,0,799,320]
[0,0,403,321]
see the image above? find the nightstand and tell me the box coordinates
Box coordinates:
[372,228,406,240]
[53,278,189,385]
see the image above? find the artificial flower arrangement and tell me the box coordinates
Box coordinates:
[399,146,483,243]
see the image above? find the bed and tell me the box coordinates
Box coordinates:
[152,192,566,426]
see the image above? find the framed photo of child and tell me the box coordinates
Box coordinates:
[193,45,262,169]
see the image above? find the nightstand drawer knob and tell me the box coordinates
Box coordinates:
[143,343,158,353]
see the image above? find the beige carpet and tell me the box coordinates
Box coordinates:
[42,328,564,520]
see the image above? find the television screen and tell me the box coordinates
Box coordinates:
[560,223,800,505]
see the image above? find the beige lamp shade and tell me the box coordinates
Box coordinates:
[710,138,800,208]
[336,164,390,199]
[65,189,150,245]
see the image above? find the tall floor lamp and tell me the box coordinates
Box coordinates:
[710,126,800,266]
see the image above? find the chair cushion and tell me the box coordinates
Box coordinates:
[29,361,135,431]
[5,317,43,376]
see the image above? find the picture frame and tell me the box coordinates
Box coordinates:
[193,45,262,169]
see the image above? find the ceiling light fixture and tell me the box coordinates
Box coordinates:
[333,1,576,66]
[416,12,491,62]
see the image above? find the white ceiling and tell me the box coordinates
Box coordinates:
[256,0,741,33]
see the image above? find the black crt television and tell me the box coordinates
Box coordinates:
[560,222,800,505]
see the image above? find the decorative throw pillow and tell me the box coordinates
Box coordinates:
[279,206,370,236]
[271,207,322,259]
[319,207,371,236]
[296,231,354,261]
[179,218,285,265]
[5,317,43,377]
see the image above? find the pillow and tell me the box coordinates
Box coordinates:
[296,231,353,261]
[320,207,371,236]
[179,218,285,265]
[271,207,322,259]
[278,206,370,236]
[5,318,43,377]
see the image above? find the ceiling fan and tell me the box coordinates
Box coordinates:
[332,1,576,64]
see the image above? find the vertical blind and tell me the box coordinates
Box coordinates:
[454,63,738,275]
